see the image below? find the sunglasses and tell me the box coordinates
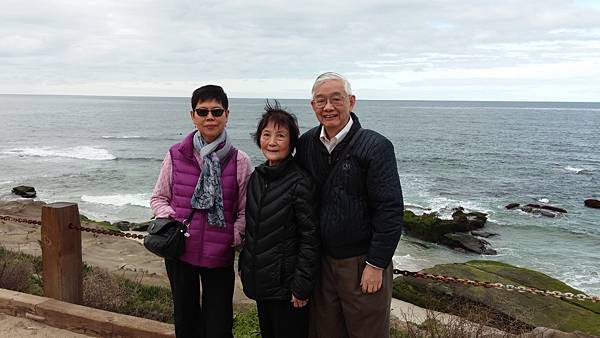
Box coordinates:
[193,108,226,117]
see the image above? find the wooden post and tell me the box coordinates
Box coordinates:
[41,202,83,304]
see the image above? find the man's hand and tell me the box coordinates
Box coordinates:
[291,294,308,308]
[360,264,383,294]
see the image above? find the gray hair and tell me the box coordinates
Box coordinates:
[311,72,352,97]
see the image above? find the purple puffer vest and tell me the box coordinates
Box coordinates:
[169,131,238,268]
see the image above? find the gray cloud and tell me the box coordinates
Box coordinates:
[1,0,599,100]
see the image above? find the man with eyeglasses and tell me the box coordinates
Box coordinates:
[295,72,404,338]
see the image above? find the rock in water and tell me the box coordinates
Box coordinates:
[505,203,520,209]
[584,199,600,209]
[442,233,497,255]
[525,203,567,213]
[113,221,132,231]
[470,230,498,238]
[11,186,36,198]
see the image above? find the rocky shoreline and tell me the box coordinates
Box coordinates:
[2,198,599,337]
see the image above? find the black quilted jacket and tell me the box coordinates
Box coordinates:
[239,156,320,301]
[295,113,404,268]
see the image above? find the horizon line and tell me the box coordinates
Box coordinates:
[1,93,599,104]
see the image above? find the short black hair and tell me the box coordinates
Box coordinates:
[191,85,229,110]
[253,100,300,153]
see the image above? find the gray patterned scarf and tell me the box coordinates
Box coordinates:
[191,130,232,227]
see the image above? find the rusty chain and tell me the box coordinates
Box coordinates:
[0,215,42,225]
[394,269,600,303]
[1,214,146,239]
[3,214,599,302]
[68,223,146,240]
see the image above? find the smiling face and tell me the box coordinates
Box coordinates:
[259,121,290,166]
[311,79,356,138]
[190,99,229,143]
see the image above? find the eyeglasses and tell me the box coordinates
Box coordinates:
[193,108,226,117]
[311,95,346,108]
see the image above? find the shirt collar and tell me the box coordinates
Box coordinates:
[319,117,354,153]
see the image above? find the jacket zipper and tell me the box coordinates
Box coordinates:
[252,179,269,296]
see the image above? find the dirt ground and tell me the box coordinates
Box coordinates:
[0,199,252,301]
[0,313,93,338]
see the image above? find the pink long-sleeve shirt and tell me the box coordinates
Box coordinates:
[150,149,253,246]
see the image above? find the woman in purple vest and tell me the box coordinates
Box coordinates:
[150,85,252,338]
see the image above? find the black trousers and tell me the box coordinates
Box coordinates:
[256,300,309,338]
[165,258,234,338]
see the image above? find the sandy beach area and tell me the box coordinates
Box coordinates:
[0,199,251,304]
[1,198,480,337]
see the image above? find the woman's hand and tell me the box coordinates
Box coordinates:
[291,294,308,308]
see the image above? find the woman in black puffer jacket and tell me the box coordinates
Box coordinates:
[239,101,320,338]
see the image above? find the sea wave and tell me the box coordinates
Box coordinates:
[564,166,592,175]
[102,135,148,140]
[115,156,163,162]
[3,146,116,161]
[81,193,151,208]
[420,197,492,219]
[392,254,434,272]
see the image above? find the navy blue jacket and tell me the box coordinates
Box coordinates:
[295,113,403,268]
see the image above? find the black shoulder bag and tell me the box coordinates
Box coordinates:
[144,211,194,259]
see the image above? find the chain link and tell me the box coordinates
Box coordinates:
[394,269,600,303]
[68,223,146,240]
[0,215,42,225]
[1,214,145,239]
[3,214,598,302]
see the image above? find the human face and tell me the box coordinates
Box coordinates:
[190,99,229,143]
[259,121,290,166]
[311,79,355,138]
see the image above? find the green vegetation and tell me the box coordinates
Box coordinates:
[393,260,600,336]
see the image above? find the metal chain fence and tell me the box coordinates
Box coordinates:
[2,214,598,303]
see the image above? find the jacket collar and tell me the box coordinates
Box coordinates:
[177,130,198,160]
[255,154,294,179]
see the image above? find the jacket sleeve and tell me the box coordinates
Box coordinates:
[150,151,176,218]
[365,137,404,269]
[234,151,253,247]
[290,175,320,300]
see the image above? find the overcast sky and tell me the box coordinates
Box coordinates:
[1,0,600,101]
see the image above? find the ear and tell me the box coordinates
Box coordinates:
[349,95,356,111]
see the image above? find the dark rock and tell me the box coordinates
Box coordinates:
[584,199,600,209]
[113,221,132,231]
[442,233,497,255]
[451,210,487,230]
[11,186,36,198]
[505,203,520,209]
[525,203,567,213]
[539,209,557,218]
[130,220,152,232]
[403,209,488,243]
[470,230,498,238]
[521,205,560,218]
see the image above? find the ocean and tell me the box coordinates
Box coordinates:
[1,94,599,295]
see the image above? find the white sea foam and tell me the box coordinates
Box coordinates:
[81,193,151,208]
[426,197,491,219]
[564,166,591,174]
[102,135,144,139]
[3,146,116,161]
[392,254,434,272]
